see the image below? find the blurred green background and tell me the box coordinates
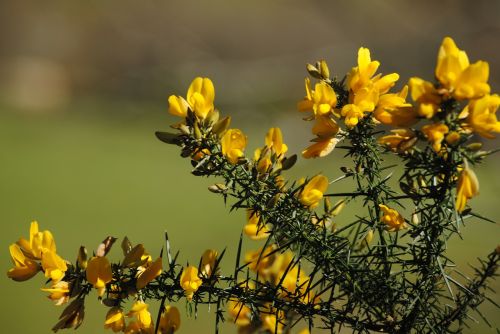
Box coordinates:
[1,1,499,333]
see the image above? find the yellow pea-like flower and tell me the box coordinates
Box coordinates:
[167,95,189,118]
[104,307,125,332]
[464,94,500,139]
[158,305,181,333]
[379,204,407,232]
[136,256,162,290]
[245,245,276,278]
[86,256,113,297]
[347,47,381,92]
[186,77,215,119]
[180,265,202,301]
[41,250,68,283]
[302,116,340,159]
[421,123,449,152]
[7,243,39,281]
[221,129,247,164]
[122,244,152,268]
[261,307,285,334]
[298,78,337,116]
[265,127,288,157]
[435,37,490,100]
[299,175,328,209]
[41,280,70,306]
[374,86,417,127]
[126,301,153,332]
[408,77,441,118]
[455,164,479,213]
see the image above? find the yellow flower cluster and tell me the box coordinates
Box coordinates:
[7,221,67,283]
[379,204,408,232]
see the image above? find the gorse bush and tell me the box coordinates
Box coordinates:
[7,37,499,334]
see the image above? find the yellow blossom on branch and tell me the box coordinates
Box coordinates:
[374,86,417,127]
[302,116,340,158]
[221,128,247,164]
[436,37,490,100]
[378,128,417,153]
[126,301,153,333]
[41,280,70,306]
[168,77,215,119]
[180,265,202,301]
[455,164,479,213]
[298,78,337,116]
[463,94,500,139]
[136,256,162,290]
[86,256,113,297]
[299,175,328,209]
[408,77,441,118]
[243,210,270,240]
[200,249,218,278]
[7,243,39,281]
[421,123,449,152]
[379,204,407,231]
[227,300,252,327]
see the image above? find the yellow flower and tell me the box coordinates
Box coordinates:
[421,123,449,152]
[104,307,125,332]
[265,127,288,157]
[227,300,252,327]
[379,204,407,231]
[86,256,113,297]
[127,301,153,333]
[243,210,270,240]
[221,129,247,164]
[7,243,39,281]
[167,95,189,118]
[276,266,310,296]
[302,116,340,159]
[455,164,479,213]
[374,86,417,127]
[347,47,381,92]
[186,77,215,119]
[436,37,490,100]
[299,175,328,209]
[158,305,181,333]
[41,250,68,282]
[180,265,202,301]
[378,129,417,153]
[136,256,162,290]
[15,221,56,260]
[297,78,337,116]
[41,280,70,305]
[464,94,500,139]
[408,77,441,118]
[200,249,218,278]
[123,321,141,334]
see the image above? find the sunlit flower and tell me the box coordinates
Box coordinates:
[374,86,417,127]
[158,305,181,333]
[127,301,153,333]
[41,250,68,282]
[421,123,449,152]
[16,221,56,260]
[455,164,479,213]
[436,37,490,100]
[265,127,288,157]
[302,116,340,159]
[299,175,328,209]
[463,94,500,139]
[379,204,407,231]
[41,280,70,305]
[180,265,202,301]
[408,77,441,118]
[104,307,126,332]
[243,210,270,240]
[261,307,285,334]
[347,47,381,92]
[7,243,39,281]
[167,95,189,118]
[136,256,162,290]
[221,129,247,164]
[86,256,113,297]
[298,78,337,116]
[186,77,215,119]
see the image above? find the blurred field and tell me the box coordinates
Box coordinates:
[1,0,499,333]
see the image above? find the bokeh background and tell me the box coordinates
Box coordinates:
[1,0,499,333]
